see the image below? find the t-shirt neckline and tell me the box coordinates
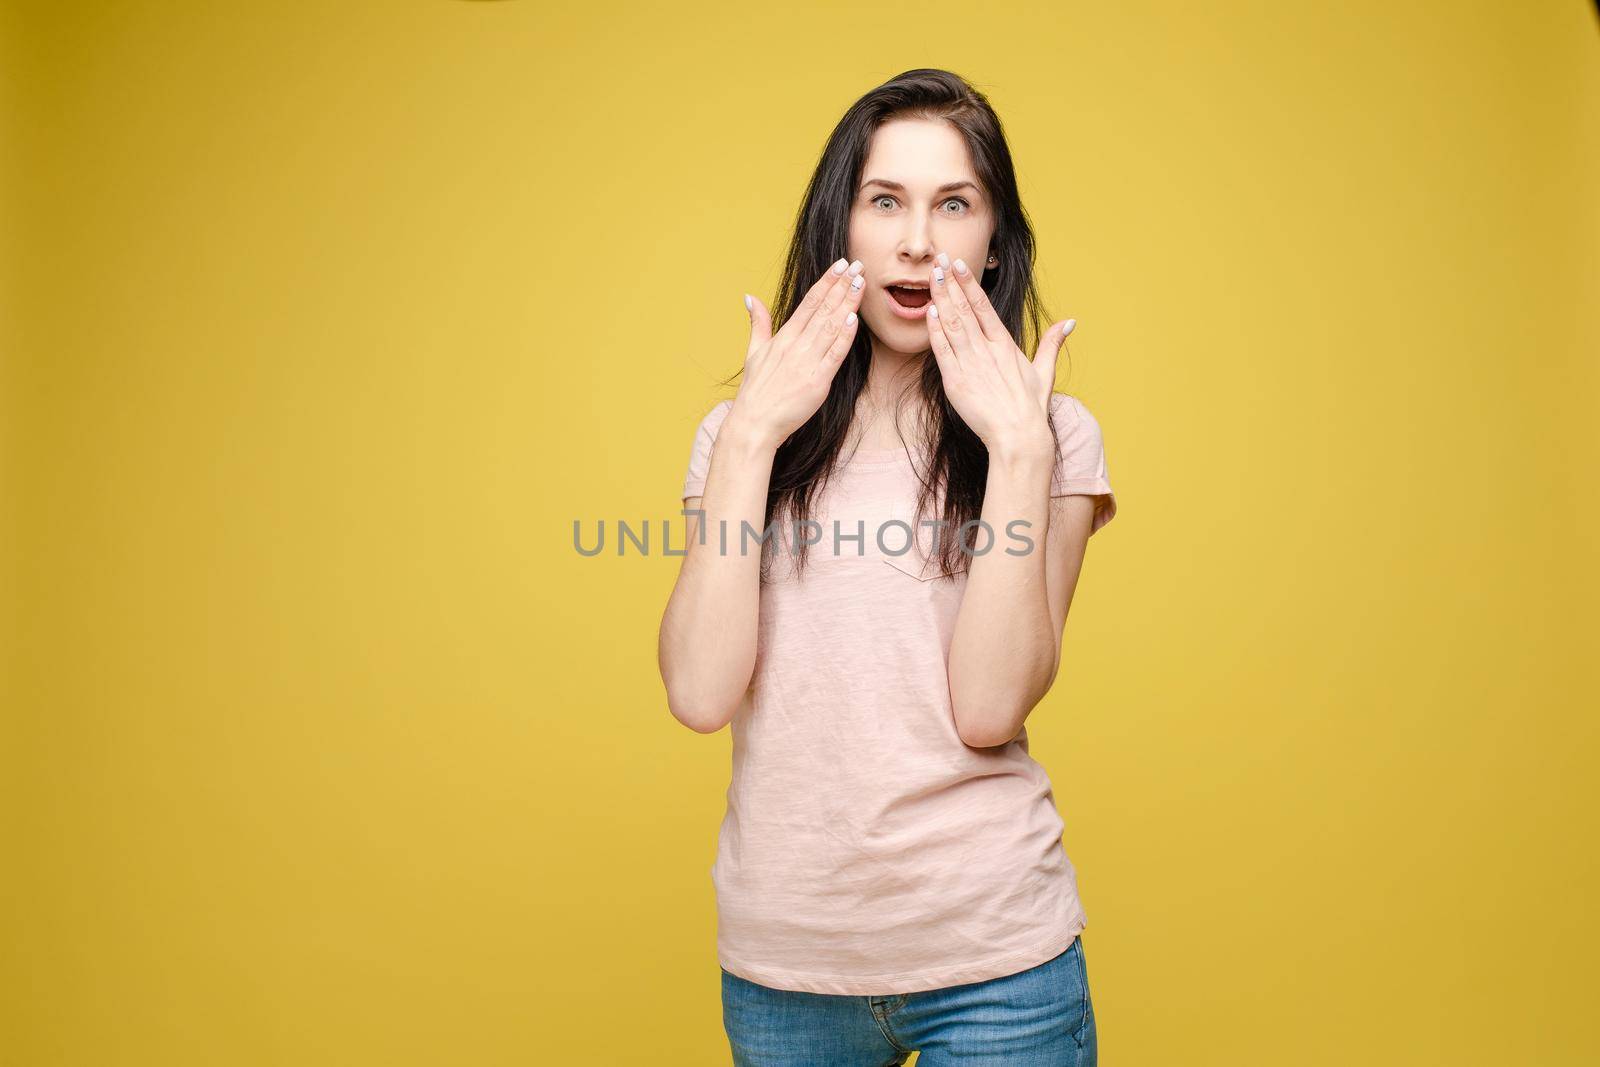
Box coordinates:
[842,450,913,470]
[840,443,926,470]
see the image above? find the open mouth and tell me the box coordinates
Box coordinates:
[887,285,932,309]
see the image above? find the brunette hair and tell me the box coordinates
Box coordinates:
[721,67,1069,582]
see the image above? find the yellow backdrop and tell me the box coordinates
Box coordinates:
[5,1,1596,1063]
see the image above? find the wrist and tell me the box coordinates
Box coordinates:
[718,409,783,459]
[986,426,1056,470]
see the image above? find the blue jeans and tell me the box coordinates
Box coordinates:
[720,936,1097,1066]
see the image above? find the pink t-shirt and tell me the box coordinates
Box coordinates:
[679,392,1117,995]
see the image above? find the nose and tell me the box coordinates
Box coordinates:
[898,213,937,266]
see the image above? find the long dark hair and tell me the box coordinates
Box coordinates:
[722,68,1069,582]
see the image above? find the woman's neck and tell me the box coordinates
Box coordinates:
[852,342,930,450]
[863,339,926,410]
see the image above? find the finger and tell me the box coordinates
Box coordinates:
[744,293,772,357]
[934,254,987,355]
[780,258,853,343]
[814,300,864,385]
[925,301,964,385]
[1032,317,1075,394]
[794,260,863,356]
[928,261,981,369]
[949,257,1008,343]
[790,268,864,380]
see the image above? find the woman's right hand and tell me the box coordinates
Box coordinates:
[728,258,865,448]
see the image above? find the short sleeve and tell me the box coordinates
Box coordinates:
[1048,393,1118,535]
[681,399,736,501]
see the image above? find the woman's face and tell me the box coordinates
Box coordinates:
[847,118,997,357]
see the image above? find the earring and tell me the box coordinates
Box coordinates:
[986,255,998,267]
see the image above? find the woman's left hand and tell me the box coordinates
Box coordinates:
[925,252,1076,456]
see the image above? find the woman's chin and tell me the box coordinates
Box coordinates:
[863,316,931,356]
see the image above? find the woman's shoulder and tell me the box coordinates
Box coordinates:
[1049,391,1097,420]
[1047,392,1111,444]
[683,398,737,452]
[697,398,736,434]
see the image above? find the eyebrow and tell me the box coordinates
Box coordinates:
[859,178,980,196]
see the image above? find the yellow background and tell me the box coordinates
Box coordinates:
[4,1,1596,1063]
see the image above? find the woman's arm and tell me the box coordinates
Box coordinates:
[916,253,1110,749]
[657,412,780,734]
[657,260,867,734]
[946,462,1098,747]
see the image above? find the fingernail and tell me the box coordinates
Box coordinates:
[936,252,950,269]
[928,304,939,319]
[832,258,848,274]
[850,274,864,290]
[744,294,753,311]
[1063,318,1076,335]
[933,265,945,286]
[953,258,969,277]
[847,260,863,276]
[846,311,857,326]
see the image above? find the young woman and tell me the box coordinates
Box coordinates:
[658,69,1117,1067]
